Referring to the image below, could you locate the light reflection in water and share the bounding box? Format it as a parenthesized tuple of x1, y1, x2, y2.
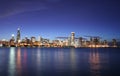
(8, 47, 16, 76)
(36, 48, 41, 75)
(89, 49, 101, 76)
(53, 48, 77, 71)
(89, 48, 110, 76)
(37, 48, 41, 65)
(0, 48, 112, 76)
(16, 48, 21, 76)
(70, 48, 77, 71)
(54, 49, 64, 70)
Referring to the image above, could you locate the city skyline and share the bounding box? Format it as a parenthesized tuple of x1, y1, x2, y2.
(0, 0, 120, 40)
(0, 27, 119, 42)
(0, 29, 118, 48)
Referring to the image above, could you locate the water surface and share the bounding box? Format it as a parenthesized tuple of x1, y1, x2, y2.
(0, 47, 120, 76)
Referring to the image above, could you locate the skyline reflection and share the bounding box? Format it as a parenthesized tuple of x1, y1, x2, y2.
(89, 48, 109, 76)
(36, 48, 41, 75)
(16, 48, 22, 76)
(89, 49, 101, 76)
(0, 48, 119, 76)
(8, 47, 16, 76)
(70, 48, 77, 71)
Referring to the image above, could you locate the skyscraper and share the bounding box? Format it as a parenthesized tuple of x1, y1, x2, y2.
(11, 34, 15, 41)
(16, 28, 21, 43)
(71, 32, 75, 46)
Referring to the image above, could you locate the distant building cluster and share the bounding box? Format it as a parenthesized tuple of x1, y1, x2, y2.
(0, 28, 119, 48)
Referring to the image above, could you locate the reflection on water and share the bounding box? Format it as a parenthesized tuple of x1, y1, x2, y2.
(89, 48, 109, 76)
(0, 47, 119, 76)
(51, 48, 77, 72)
(89, 49, 101, 76)
(16, 48, 21, 76)
(8, 47, 16, 76)
(54, 49, 64, 70)
(36, 48, 41, 75)
(37, 48, 40, 66)
(70, 48, 77, 71)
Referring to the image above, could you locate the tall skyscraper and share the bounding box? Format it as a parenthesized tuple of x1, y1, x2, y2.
(11, 34, 15, 41)
(71, 32, 75, 46)
(16, 28, 21, 43)
(31, 37, 36, 43)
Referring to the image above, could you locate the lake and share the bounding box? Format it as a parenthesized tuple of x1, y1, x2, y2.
(0, 47, 120, 76)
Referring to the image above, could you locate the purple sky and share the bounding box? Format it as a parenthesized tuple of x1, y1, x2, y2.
(0, 0, 120, 41)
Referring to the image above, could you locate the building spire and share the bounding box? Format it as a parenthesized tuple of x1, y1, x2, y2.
(16, 27, 21, 43)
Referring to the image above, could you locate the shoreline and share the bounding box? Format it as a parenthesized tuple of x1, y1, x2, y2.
(0, 46, 119, 48)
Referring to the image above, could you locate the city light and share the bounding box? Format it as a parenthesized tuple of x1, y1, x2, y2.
(0, 28, 119, 48)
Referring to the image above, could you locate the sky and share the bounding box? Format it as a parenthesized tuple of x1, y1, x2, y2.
(0, 0, 120, 41)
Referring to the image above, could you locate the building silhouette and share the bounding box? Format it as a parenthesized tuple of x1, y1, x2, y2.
(71, 32, 75, 46)
(16, 28, 21, 43)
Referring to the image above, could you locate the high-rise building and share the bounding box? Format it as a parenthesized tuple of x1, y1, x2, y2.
(9, 34, 15, 47)
(71, 32, 75, 46)
(38, 36, 42, 42)
(31, 37, 36, 43)
(11, 34, 15, 41)
(16, 28, 21, 43)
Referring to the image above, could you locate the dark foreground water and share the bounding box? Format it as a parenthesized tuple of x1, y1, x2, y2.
(0, 47, 120, 76)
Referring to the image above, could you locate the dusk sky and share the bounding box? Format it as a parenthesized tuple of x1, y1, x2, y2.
(0, 0, 120, 41)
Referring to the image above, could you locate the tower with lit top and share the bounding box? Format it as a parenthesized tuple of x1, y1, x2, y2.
(71, 32, 75, 46)
(16, 28, 21, 43)
(11, 34, 15, 41)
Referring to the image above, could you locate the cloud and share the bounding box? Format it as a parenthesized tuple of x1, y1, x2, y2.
(0, 0, 62, 18)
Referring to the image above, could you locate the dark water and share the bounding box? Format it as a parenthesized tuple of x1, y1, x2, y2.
(0, 47, 120, 76)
